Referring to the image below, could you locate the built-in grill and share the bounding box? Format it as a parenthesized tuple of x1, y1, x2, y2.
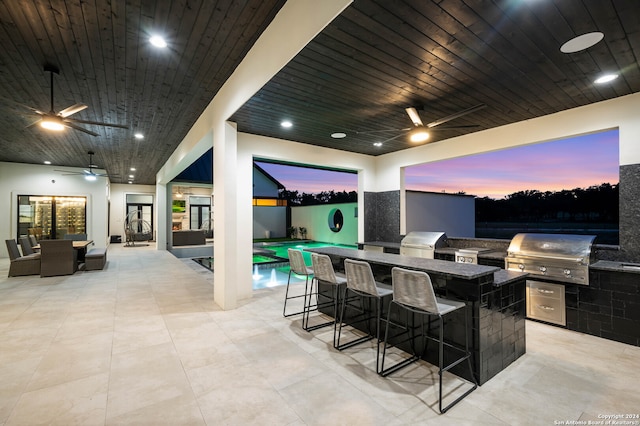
(400, 231, 447, 259)
(505, 233, 596, 285)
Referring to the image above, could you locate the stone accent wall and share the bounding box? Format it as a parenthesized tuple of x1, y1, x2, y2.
(619, 164, 640, 261)
(363, 191, 401, 242)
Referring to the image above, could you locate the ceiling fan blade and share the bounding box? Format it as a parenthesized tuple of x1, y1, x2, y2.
(67, 118, 129, 129)
(55, 169, 84, 175)
(64, 121, 99, 136)
(405, 107, 423, 127)
(59, 103, 87, 117)
(426, 104, 486, 128)
(355, 127, 411, 135)
(379, 131, 410, 145)
(26, 117, 43, 128)
(430, 124, 480, 131)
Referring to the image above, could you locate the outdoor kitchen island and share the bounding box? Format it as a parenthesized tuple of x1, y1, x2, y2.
(306, 247, 528, 385)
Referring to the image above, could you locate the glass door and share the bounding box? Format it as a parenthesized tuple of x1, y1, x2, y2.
(190, 205, 210, 229)
(188, 196, 212, 230)
(126, 203, 154, 234)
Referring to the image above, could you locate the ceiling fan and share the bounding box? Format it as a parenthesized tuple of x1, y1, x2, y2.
(19, 65, 128, 136)
(56, 151, 110, 181)
(356, 104, 486, 144)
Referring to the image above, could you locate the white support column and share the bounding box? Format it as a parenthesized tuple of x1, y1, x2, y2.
(155, 182, 168, 250)
(213, 122, 239, 310)
(157, 0, 353, 310)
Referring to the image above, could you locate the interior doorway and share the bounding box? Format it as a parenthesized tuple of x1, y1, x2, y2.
(126, 204, 153, 233)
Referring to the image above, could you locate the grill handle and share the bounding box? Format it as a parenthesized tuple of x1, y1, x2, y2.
(508, 253, 585, 263)
(537, 305, 555, 311)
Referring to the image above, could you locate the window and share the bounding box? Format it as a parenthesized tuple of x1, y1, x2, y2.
(17, 195, 86, 240)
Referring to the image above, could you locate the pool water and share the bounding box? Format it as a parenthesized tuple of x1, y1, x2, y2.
(192, 240, 357, 290)
(256, 241, 356, 266)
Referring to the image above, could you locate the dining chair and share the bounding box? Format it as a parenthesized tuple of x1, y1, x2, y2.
(5, 239, 40, 277)
(39, 239, 78, 277)
(19, 236, 36, 255)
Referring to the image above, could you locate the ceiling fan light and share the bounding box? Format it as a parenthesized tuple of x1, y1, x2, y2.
(40, 117, 65, 131)
(409, 127, 430, 143)
(85, 174, 97, 181)
(149, 35, 167, 48)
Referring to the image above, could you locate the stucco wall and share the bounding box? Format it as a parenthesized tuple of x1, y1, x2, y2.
(406, 190, 475, 238)
(1, 162, 109, 258)
(109, 183, 156, 241)
(253, 206, 287, 239)
(291, 202, 358, 246)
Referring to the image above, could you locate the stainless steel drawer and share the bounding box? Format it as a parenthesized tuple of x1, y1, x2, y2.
(526, 280, 566, 326)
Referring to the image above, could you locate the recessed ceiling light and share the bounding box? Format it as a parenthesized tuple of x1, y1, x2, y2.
(134, 133, 144, 139)
(130, 167, 136, 171)
(373, 142, 382, 147)
(331, 132, 347, 139)
(560, 32, 604, 53)
(149, 35, 167, 48)
(44, 160, 51, 165)
(129, 174, 135, 179)
(128, 181, 133, 184)
(594, 73, 618, 84)
(281, 121, 292, 128)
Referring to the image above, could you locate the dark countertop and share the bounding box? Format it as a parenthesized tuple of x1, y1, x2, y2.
(358, 241, 507, 261)
(359, 241, 401, 249)
(493, 269, 529, 286)
(590, 260, 640, 274)
(307, 246, 499, 280)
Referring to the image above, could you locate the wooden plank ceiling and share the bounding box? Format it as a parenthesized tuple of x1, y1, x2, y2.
(0, 0, 638, 184)
(0, 0, 286, 184)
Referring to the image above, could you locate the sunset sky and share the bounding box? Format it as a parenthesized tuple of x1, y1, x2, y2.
(256, 129, 619, 199)
(404, 129, 619, 199)
(255, 162, 358, 194)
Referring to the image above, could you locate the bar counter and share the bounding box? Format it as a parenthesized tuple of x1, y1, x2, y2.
(306, 247, 528, 385)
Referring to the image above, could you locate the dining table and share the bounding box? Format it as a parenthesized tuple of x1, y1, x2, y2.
(33, 240, 93, 262)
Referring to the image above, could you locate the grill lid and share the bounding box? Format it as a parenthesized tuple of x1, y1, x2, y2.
(506, 233, 596, 264)
(400, 231, 447, 249)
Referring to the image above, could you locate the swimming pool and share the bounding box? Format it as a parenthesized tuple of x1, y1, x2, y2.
(192, 240, 357, 289)
(255, 240, 357, 266)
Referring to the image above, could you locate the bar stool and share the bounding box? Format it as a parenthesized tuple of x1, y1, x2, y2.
(380, 267, 477, 414)
(283, 248, 314, 318)
(336, 258, 393, 373)
(304, 253, 347, 345)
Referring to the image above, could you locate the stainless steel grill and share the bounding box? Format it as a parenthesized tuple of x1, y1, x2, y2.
(399, 231, 447, 259)
(505, 233, 596, 285)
